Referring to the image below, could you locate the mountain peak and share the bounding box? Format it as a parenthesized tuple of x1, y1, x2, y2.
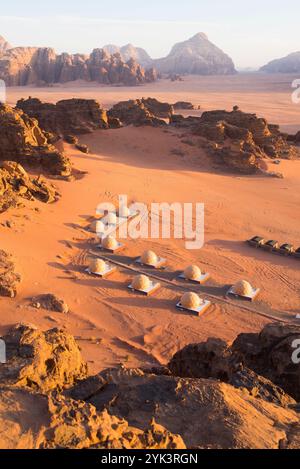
(0, 35, 12, 54)
(189, 32, 209, 41)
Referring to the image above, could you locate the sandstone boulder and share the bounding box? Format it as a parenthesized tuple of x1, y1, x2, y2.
(0, 323, 88, 392)
(173, 101, 196, 110)
(108, 99, 167, 126)
(0, 161, 58, 212)
(31, 294, 69, 314)
(141, 97, 174, 118)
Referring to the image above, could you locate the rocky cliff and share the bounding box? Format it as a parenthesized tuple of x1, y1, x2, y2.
(0, 103, 71, 177)
(0, 47, 157, 86)
(17, 98, 109, 136)
(261, 51, 300, 73)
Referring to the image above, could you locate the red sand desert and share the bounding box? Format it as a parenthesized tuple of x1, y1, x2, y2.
(1, 74, 300, 374)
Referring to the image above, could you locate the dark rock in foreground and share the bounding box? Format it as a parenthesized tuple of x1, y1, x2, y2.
(68, 366, 299, 449)
(0, 322, 300, 448)
(169, 322, 300, 403)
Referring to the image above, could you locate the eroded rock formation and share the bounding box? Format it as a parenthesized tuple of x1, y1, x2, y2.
(68, 366, 300, 449)
(0, 161, 58, 213)
(0, 323, 87, 392)
(0, 104, 71, 177)
(0, 322, 300, 449)
(17, 98, 109, 136)
(171, 107, 299, 173)
(0, 323, 185, 449)
(0, 47, 157, 86)
(169, 322, 300, 403)
(108, 99, 168, 126)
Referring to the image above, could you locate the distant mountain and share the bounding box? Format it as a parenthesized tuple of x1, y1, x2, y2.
(0, 35, 12, 56)
(154, 33, 236, 75)
(260, 52, 300, 73)
(0, 32, 237, 86)
(103, 33, 236, 76)
(103, 43, 153, 68)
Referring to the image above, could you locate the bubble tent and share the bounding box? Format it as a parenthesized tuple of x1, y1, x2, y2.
(179, 264, 210, 284)
(136, 250, 166, 269)
(97, 235, 124, 253)
(227, 280, 260, 301)
(128, 274, 161, 296)
(85, 257, 117, 278)
(176, 291, 211, 316)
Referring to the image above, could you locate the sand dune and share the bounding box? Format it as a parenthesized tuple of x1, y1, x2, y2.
(0, 75, 299, 374)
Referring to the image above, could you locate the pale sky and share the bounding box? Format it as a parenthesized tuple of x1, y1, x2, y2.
(0, 0, 299, 68)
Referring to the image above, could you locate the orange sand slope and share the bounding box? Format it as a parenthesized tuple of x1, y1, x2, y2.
(1, 75, 300, 374)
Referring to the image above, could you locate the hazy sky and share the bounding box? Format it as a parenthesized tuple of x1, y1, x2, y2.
(0, 0, 299, 68)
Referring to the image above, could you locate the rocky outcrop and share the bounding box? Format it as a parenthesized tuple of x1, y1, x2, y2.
(17, 98, 108, 136)
(0, 47, 157, 86)
(31, 294, 69, 314)
(169, 322, 300, 403)
(0, 323, 87, 392)
(1, 322, 300, 449)
(0, 35, 11, 56)
(108, 99, 167, 126)
(140, 97, 174, 118)
(0, 250, 21, 298)
(154, 33, 236, 75)
(231, 322, 300, 402)
(44, 395, 185, 449)
(0, 161, 58, 213)
(0, 386, 185, 449)
(68, 366, 299, 449)
(261, 52, 300, 73)
(171, 107, 299, 173)
(168, 337, 295, 408)
(0, 324, 185, 450)
(0, 104, 71, 177)
(173, 101, 195, 110)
